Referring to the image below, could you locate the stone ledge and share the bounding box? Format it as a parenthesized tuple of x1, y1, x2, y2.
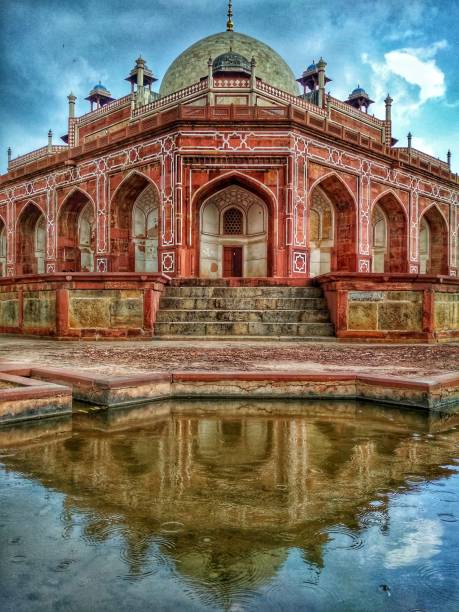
(0, 371, 72, 424)
(0, 364, 458, 415)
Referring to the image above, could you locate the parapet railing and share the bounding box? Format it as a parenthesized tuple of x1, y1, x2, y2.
(8, 145, 68, 170)
(132, 79, 210, 118)
(396, 147, 450, 171)
(256, 80, 326, 116)
(75, 94, 133, 126)
(328, 95, 385, 126)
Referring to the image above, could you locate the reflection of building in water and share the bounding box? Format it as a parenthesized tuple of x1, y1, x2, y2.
(2, 401, 459, 605)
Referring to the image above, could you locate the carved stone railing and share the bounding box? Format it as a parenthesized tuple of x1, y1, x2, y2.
(214, 78, 251, 88)
(256, 81, 326, 115)
(132, 79, 209, 118)
(328, 96, 385, 126)
(8, 145, 68, 170)
(75, 94, 132, 127)
(397, 147, 450, 170)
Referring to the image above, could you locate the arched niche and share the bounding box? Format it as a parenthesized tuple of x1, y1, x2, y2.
(200, 185, 268, 278)
(132, 185, 159, 272)
(309, 174, 357, 275)
(309, 187, 334, 277)
(371, 193, 407, 273)
(419, 206, 448, 275)
(0, 218, 6, 277)
(371, 204, 387, 272)
(110, 173, 160, 272)
(57, 190, 95, 272)
(16, 202, 46, 275)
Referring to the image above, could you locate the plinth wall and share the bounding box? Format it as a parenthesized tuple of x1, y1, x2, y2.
(317, 273, 459, 342)
(0, 274, 168, 338)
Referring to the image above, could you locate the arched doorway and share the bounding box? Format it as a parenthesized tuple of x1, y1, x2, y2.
(110, 173, 160, 272)
(57, 190, 95, 272)
(0, 219, 6, 277)
(309, 175, 357, 276)
(199, 185, 269, 278)
(419, 206, 448, 275)
(371, 193, 407, 273)
(16, 202, 46, 275)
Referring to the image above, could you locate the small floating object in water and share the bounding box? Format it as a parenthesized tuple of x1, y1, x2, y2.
(379, 584, 391, 596)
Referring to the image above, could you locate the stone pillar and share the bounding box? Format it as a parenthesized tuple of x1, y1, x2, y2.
(47, 130, 53, 153)
(250, 56, 257, 106)
(207, 57, 214, 105)
(317, 58, 327, 108)
(384, 94, 393, 145)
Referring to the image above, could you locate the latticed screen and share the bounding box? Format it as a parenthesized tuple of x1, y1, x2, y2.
(223, 208, 243, 234)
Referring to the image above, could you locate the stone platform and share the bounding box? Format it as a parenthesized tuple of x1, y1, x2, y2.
(0, 363, 458, 417)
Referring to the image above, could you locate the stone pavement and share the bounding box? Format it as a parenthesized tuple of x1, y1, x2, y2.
(0, 336, 458, 378)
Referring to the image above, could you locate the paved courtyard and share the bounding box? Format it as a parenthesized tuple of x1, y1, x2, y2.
(0, 336, 458, 378)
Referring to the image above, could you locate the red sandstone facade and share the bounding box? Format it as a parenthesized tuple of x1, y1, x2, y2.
(1, 27, 458, 340)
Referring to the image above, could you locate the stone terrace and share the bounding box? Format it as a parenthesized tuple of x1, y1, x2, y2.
(0, 337, 457, 378)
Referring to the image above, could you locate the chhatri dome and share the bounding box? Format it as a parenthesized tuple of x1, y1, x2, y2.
(160, 1, 299, 96)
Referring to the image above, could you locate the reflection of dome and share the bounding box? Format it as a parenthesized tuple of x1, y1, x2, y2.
(213, 51, 251, 76)
(160, 31, 299, 96)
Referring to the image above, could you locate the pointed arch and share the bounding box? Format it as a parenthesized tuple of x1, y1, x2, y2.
(16, 201, 46, 275)
(57, 187, 96, 272)
(308, 172, 357, 273)
(420, 203, 449, 275)
(371, 191, 408, 273)
(110, 170, 160, 272)
(192, 172, 274, 278)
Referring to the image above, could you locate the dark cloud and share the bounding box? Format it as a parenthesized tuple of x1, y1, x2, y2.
(1, 0, 458, 172)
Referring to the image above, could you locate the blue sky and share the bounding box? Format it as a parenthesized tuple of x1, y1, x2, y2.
(1, 0, 459, 174)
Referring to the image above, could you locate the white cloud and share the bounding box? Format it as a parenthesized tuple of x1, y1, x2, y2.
(385, 47, 445, 103)
(384, 519, 442, 569)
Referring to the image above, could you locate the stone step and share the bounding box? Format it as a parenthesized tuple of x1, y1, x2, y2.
(158, 297, 327, 310)
(155, 335, 337, 342)
(156, 309, 330, 323)
(163, 286, 323, 298)
(154, 321, 334, 337)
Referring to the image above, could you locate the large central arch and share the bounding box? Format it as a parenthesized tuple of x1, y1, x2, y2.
(192, 174, 275, 278)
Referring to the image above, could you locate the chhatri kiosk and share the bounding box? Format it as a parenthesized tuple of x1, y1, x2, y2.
(0, 2, 458, 341)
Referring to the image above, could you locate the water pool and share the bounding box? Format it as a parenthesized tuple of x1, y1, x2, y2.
(1, 399, 458, 611)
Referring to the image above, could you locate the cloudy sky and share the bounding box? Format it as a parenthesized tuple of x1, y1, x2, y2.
(1, 0, 458, 173)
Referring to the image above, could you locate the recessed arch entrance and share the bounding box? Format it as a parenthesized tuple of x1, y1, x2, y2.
(199, 183, 270, 278)
(419, 205, 448, 275)
(371, 193, 408, 273)
(309, 174, 357, 276)
(57, 189, 96, 272)
(0, 217, 6, 277)
(16, 202, 46, 275)
(110, 172, 160, 272)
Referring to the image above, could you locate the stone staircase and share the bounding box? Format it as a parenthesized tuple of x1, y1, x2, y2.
(154, 281, 335, 340)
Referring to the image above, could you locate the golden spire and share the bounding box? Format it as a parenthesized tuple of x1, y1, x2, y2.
(226, 0, 234, 31)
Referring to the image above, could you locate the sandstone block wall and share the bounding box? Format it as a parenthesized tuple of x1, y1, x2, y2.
(347, 291, 422, 332)
(68, 290, 143, 330)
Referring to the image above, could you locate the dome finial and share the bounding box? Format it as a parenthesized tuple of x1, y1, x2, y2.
(226, 0, 234, 31)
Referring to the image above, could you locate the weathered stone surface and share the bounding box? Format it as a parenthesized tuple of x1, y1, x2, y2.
(378, 302, 422, 331)
(386, 291, 421, 302)
(69, 290, 143, 329)
(0, 292, 19, 328)
(70, 298, 110, 328)
(23, 291, 56, 329)
(348, 303, 377, 330)
(435, 292, 459, 331)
